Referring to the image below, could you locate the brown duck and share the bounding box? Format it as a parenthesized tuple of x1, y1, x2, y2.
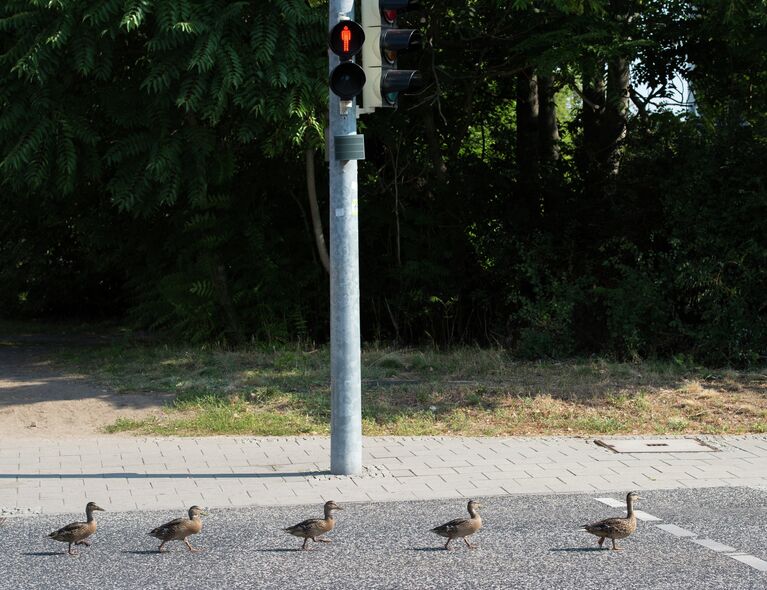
(148, 505, 207, 552)
(283, 500, 343, 550)
(582, 491, 642, 550)
(431, 500, 483, 550)
(48, 501, 105, 555)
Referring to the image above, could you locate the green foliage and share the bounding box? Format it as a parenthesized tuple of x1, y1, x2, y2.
(0, 0, 765, 366)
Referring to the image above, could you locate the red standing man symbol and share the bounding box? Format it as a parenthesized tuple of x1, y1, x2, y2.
(341, 25, 351, 53)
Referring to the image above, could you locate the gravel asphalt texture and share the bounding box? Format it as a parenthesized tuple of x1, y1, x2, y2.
(0, 487, 764, 590)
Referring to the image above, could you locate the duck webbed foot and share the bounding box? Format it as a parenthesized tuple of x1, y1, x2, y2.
(184, 539, 202, 552)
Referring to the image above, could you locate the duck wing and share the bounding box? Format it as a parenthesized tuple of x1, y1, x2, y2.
(149, 517, 190, 540)
(431, 517, 469, 535)
(583, 516, 628, 536)
(284, 518, 326, 537)
(49, 521, 88, 541)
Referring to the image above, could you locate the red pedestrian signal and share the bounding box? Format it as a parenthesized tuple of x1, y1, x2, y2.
(329, 20, 365, 61)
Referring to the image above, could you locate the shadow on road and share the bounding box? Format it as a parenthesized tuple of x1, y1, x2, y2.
(549, 547, 606, 553)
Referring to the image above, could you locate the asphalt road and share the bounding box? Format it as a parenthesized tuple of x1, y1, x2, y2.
(0, 487, 764, 590)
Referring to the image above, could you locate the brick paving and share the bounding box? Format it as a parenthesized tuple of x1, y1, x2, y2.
(1, 434, 766, 514)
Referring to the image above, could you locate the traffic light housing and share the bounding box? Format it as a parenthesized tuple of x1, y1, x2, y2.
(329, 19, 366, 100)
(361, 0, 423, 111)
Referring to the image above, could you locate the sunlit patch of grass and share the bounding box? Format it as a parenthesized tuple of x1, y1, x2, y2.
(47, 339, 767, 437)
(667, 416, 690, 432)
(572, 416, 627, 433)
(104, 417, 157, 433)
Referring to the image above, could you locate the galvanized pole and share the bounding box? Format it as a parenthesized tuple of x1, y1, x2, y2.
(328, 0, 362, 475)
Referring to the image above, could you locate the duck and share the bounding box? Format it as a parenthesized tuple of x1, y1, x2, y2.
(581, 491, 642, 550)
(283, 500, 343, 550)
(48, 501, 105, 555)
(431, 499, 483, 550)
(148, 505, 207, 552)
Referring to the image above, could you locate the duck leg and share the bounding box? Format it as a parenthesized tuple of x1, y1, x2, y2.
(444, 538, 452, 550)
(316, 537, 331, 543)
(76, 539, 92, 547)
(184, 538, 201, 552)
(157, 541, 168, 553)
(67, 542, 78, 556)
(301, 537, 310, 550)
(611, 539, 622, 551)
(597, 537, 606, 549)
(463, 537, 477, 549)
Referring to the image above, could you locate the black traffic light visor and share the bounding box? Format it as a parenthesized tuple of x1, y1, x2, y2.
(380, 29, 422, 53)
(381, 69, 423, 102)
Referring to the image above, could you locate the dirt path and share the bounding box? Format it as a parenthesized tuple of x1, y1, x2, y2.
(0, 335, 171, 437)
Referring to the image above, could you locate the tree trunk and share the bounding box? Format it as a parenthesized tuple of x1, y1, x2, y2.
(581, 59, 606, 195)
(305, 148, 330, 274)
(423, 107, 447, 182)
(516, 69, 540, 188)
(604, 56, 630, 178)
(210, 260, 244, 345)
(537, 74, 560, 163)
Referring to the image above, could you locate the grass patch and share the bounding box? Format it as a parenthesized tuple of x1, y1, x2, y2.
(49, 341, 767, 437)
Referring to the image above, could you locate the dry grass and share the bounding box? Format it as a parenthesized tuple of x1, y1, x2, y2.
(54, 344, 767, 437)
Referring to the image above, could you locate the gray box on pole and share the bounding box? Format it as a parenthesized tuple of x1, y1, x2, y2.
(335, 134, 366, 161)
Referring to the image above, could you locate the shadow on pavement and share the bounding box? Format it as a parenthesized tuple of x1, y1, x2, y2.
(0, 471, 332, 479)
(549, 547, 606, 553)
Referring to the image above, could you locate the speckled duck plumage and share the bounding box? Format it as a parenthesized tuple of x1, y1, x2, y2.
(431, 500, 483, 550)
(582, 491, 642, 550)
(284, 501, 343, 550)
(48, 501, 105, 555)
(148, 505, 207, 552)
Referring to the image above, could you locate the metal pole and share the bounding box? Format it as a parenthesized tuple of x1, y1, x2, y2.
(329, 0, 362, 475)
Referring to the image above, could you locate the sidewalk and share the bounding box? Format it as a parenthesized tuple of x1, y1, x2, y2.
(1, 435, 767, 514)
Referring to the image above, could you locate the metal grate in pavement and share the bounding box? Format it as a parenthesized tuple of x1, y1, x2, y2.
(594, 438, 718, 453)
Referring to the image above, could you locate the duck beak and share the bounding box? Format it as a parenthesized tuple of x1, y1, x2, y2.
(334, 506, 343, 511)
(95, 506, 106, 511)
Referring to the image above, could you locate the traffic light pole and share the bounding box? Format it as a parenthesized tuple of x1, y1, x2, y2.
(328, 0, 362, 475)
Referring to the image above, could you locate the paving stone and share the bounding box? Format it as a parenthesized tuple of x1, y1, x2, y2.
(2, 435, 767, 513)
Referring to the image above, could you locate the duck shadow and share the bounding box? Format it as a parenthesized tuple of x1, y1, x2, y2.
(253, 548, 301, 553)
(122, 550, 162, 555)
(409, 547, 447, 552)
(549, 547, 607, 553)
(21, 551, 64, 556)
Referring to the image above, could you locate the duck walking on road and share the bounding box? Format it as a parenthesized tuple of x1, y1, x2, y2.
(48, 501, 105, 556)
(581, 491, 642, 551)
(431, 500, 483, 550)
(149, 505, 207, 553)
(283, 500, 343, 550)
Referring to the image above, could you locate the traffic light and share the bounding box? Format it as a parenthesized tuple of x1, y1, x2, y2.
(361, 0, 423, 111)
(329, 19, 366, 100)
